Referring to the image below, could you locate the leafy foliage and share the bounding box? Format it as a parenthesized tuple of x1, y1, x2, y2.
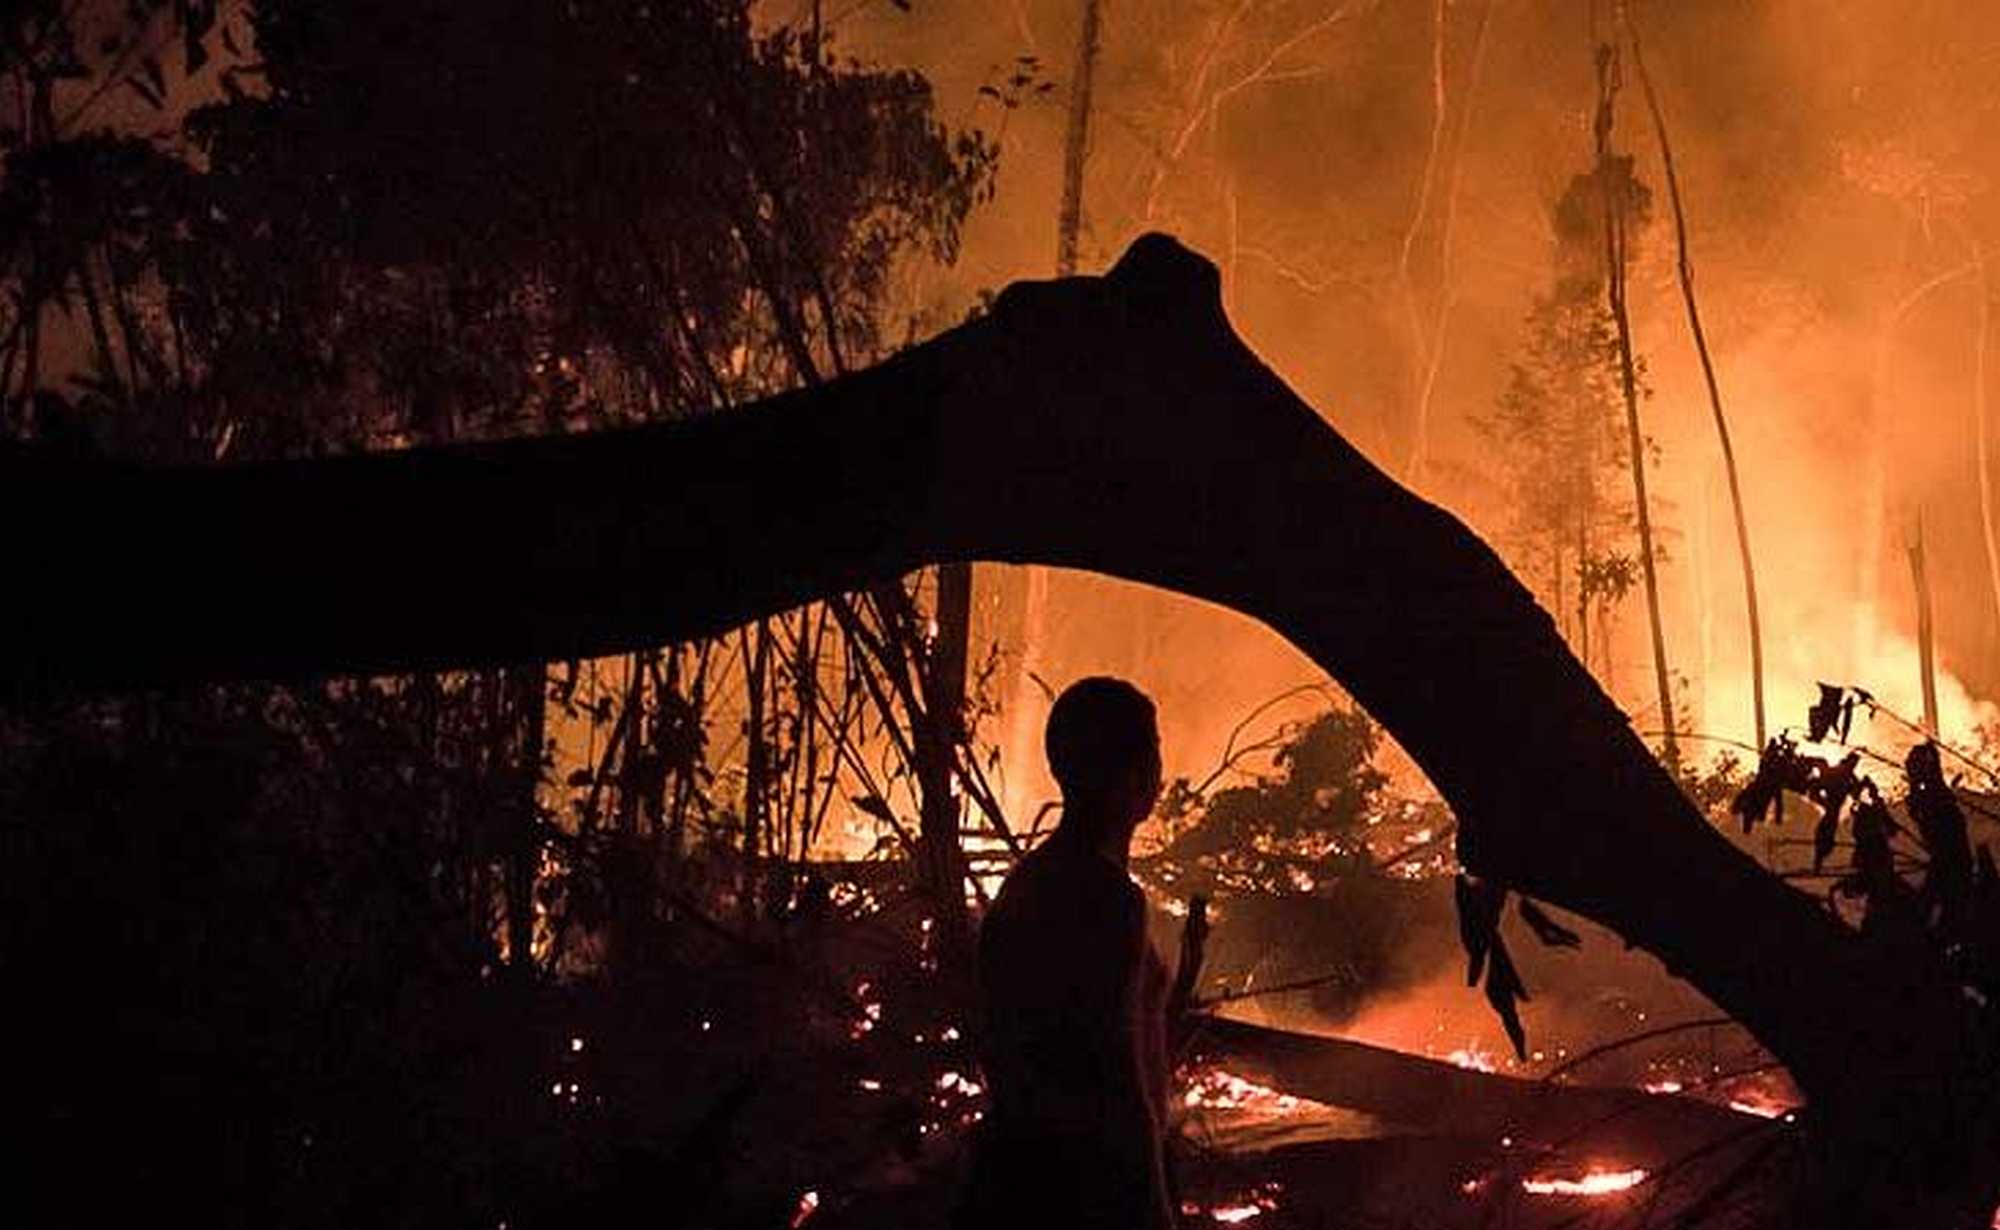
(1732, 685, 2000, 992)
(1473, 159, 1658, 668)
(1147, 703, 1422, 898)
(1, 2, 1002, 1224)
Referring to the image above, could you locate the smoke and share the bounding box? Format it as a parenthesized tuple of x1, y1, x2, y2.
(820, 0, 2000, 800)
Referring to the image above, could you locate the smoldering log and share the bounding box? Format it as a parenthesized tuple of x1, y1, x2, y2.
(1192, 1017, 1746, 1161)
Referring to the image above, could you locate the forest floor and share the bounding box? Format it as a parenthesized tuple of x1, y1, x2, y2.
(806, 1030, 1795, 1230)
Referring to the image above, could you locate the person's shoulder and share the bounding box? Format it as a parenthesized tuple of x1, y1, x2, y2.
(1064, 852, 1146, 923)
(993, 840, 1141, 914)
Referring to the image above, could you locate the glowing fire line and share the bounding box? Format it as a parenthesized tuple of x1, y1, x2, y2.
(1520, 1167, 1648, 1197)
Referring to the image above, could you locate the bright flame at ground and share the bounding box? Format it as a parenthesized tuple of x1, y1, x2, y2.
(1182, 1068, 1319, 1117)
(1446, 1046, 1498, 1073)
(1185, 1182, 1284, 1223)
(1521, 1167, 1648, 1197)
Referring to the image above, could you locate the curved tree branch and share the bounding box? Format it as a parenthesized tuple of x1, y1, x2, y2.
(1, 236, 1983, 1199)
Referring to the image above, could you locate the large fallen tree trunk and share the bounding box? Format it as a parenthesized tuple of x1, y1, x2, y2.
(3, 235, 1990, 1222)
(1194, 1016, 1746, 1165)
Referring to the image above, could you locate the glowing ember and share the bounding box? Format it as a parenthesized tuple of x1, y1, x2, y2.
(1727, 1093, 1794, 1119)
(1643, 1079, 1684, 1094)
(789, 1189, 820, 1228)
(1187, 1183, 1284, 1223)
(1446, 1046, 1498, 1073)
(1521, 1167, 1648, 1197)
(1181, 1068, 1321, 1117)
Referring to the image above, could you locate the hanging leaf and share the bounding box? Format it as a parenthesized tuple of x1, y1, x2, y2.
(1807, 683, 1846, 742)
(1454, 874, 1506, 986)
(1732, 738, 1791, 832)
(1812, 751, 1862, 824)
(1518, 898, 1582, 949)
(1484, 935, 1530, 1061)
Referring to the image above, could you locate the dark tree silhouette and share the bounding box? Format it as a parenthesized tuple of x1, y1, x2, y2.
(7, 235, 1993, 1224)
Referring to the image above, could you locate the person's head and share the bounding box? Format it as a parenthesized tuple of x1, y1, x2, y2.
(1046, 676, 1162, 837)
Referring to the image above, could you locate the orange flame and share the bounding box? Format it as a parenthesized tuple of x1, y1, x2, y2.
(1520, 1167, 1648, 1197)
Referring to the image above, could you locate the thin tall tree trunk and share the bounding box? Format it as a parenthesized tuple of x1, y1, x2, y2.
(1402, 0, 1495, 490)
(615, 651, 648, 833)
(1398, 0, 1448, 483)
(1056, 0, 1103, 279)
(506, 664, 545, 973)
(1594, 47, 1676, 765)
(1975, 245, 2000, 674)
(742, 620, 770, 922)
(1908, 514, 1940, 735)
(1867, 253, 1978, 676)
(1004, 0, 1106, 826)
(1629, 26, 1765, 747)
(919, 563, 972, 911)
(928, 576, 972, 897)
(74, 258, 124, 400)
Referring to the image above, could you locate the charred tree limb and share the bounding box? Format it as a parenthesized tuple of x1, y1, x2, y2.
(2, 235, 1989, 1214)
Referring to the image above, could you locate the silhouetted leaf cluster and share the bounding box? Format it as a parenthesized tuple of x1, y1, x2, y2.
(1729, 688, 2000, 1007)
(1147, 704, 1409, 897)
(1453, 875, 1582, 1061)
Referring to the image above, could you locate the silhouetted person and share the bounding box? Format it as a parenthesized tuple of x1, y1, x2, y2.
(957, 677, 1175, 1229)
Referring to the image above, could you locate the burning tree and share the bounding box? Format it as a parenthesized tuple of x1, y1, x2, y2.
(1475, 154, 1656, 684)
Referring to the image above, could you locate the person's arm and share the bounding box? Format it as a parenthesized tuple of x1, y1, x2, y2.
(1103, 882, 1178, 1229)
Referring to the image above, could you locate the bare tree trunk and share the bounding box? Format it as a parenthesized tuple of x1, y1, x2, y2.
(1594, 46, 1677, 766)
(1628, 26, 1765, 747)
(742, 619, 770, 922)
(918, 563, 972, 917)
(1400, 0, 1494, 490)
(11, 235, 1995, 1223)
(505, 664, 545, 973)
(1976, 246, 2000, 674)
(1397, 0, 1448, 484)
(1908, 514, 1941, 735)
(1055, 0, 1103, 279)
(615, 651, 648, 834)
(1001, 0, 1107, 827)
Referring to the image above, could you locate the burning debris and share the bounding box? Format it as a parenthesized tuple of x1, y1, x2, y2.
(1182, 1067, 1324, 1119)
(1182, 1182, 1285, 1224)
(1519, 1165, 1649, 1197)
